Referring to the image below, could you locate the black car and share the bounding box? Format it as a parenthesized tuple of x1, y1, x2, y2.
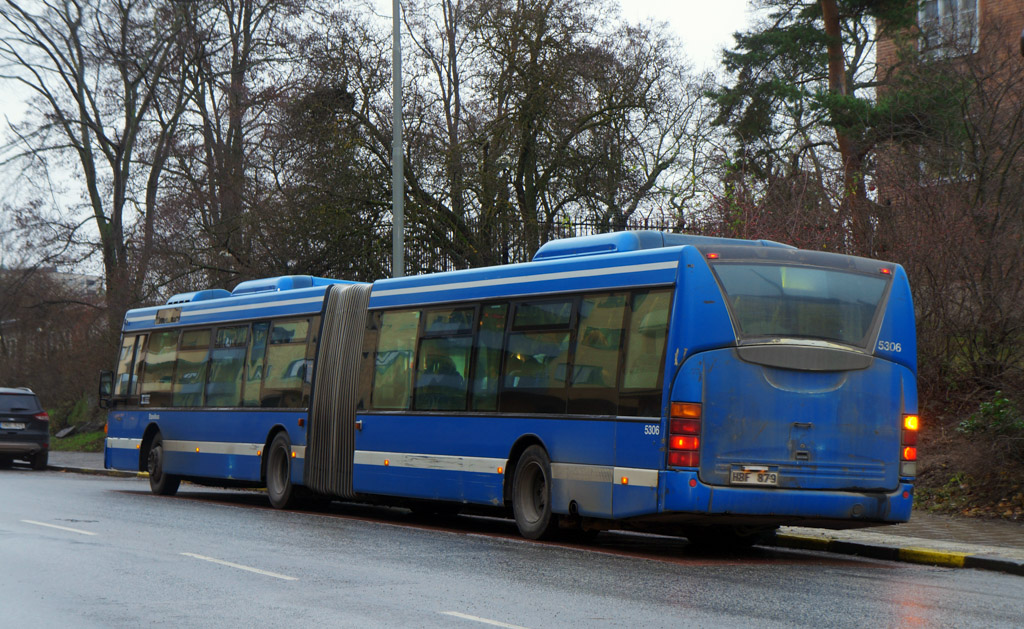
(0, 387, 50, 470)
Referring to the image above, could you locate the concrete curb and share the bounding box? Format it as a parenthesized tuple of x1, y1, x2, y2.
(49, 464, 145, 479)
(773, 533, 1024, 577)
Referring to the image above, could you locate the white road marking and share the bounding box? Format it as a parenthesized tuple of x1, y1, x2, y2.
(22, 520, 97, 536)
(440, 611, 529, 629)
(181, 552, 298, 581)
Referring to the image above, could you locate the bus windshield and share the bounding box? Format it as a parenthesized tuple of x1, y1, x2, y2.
(713, 263, 889, 347)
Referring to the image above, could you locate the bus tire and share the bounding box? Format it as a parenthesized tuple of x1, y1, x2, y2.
(512, 445, 559, 540)
(266, 432, 296, 509)
(147, 434, 180, 496)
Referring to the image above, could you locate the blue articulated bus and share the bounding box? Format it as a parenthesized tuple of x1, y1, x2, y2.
(101, 231, 918, 544)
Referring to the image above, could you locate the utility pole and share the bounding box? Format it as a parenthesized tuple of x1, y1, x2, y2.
(391, 0, 405, 278)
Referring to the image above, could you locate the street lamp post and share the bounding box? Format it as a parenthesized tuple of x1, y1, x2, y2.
(392, 0, 404, 278)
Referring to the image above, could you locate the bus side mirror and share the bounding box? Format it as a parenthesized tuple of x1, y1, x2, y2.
(98, 370, 113, 408)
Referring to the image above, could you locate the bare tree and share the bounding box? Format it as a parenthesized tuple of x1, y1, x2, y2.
(157, 0, 306, 287)
(0, 0, 191, 332)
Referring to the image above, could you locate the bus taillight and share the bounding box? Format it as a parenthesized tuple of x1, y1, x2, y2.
(668, 403, 701, 467)
(901, 414, 919, 476)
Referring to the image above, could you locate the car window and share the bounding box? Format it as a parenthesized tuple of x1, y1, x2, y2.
(0, 393, 42, 412)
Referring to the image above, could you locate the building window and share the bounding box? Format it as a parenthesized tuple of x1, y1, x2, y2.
(919, 0, 979, 56)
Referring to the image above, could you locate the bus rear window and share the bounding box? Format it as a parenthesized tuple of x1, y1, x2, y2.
(713, 263, 888, 347)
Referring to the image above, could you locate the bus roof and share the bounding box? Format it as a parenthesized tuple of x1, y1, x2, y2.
(370, 231, 796, 309)
(123, 276, 362, 332)
(532, 231, 793, 261)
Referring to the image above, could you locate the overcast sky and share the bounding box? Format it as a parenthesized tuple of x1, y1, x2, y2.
(1, 1, 751, 126)
(620, 0, 751, 70)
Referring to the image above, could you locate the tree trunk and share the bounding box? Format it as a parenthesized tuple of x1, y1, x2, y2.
(820, 0, 870, 254)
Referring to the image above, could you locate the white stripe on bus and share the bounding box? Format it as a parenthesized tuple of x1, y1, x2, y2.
(124, 295, 325, 323)
(164, 440, 263, 456)
(106, 437, 143, 450)
(552, 463, 659, 488)
(353, 450, 506, 474)
(371, 260, 678, 298)
(354, 451, 660, 488)
(108, 438, 305, 459)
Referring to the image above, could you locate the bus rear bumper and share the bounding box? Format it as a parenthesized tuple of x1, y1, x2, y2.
(660, 470, 913, 526)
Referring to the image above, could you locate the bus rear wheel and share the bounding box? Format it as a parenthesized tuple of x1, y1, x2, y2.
(266, 432, 296, 509)
(512, 445, 559, 540)
(147, 434, 180, 496)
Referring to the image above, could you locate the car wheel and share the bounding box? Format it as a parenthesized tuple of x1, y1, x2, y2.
(147, 433, 180, 496)
(30, 450, 48, 471)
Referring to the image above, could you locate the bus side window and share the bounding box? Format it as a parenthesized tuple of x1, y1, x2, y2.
(243, 322, 270, 407)
(139, 330, 179, 407)
(413, 308, 474, 411)
(371, 310, 420, 410)
(114, 334, 142, 396)
(620, 290, 672, 417)
(414, 338, 471, 411)
(173, 329, 211, 407)
(569, 293, 626, 415)
(206, 326, 248, 407)
(500, 299, 573, 415)
(303, 316, 320, 408)
(471, 304, 508, 411)
(262, 319, 309, 408)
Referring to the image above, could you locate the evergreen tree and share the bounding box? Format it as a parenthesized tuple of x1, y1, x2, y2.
(711, 0, 916, 254)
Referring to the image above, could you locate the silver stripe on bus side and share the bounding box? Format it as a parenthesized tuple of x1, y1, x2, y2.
(353, 450, 506, 474)
(552, 463, 659, 488)
(613, 467, 659, 488)
(116, 440, 304, 458)
(551, 462, 613, 483)
(353, 453, 660, 489)
(124, 295, 326, 323)
(106, 437, 143, 450)
(371, 261, 679, 298)
(164, 440, 263, 457)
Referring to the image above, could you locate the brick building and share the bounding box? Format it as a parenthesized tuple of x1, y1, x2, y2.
(878, 0, 1024, 72)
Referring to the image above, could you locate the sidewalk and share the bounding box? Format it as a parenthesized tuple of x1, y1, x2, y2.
(46, 451, 1024, 576)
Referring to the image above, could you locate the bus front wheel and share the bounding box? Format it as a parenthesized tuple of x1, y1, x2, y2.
(266, 432, 296, 509)
(512, 445, 559, 540)
(147, 434, 180, 496)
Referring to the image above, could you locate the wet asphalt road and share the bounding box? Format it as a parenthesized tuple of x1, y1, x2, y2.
(1, 469, 1022, 628)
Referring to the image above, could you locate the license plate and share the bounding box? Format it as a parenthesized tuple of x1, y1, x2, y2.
(730, 467, 779, 486)
(1, 422, 26, 430)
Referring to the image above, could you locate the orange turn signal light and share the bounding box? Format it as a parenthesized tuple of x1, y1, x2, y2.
(903, 415, 919, 431)
(671, 402, 701, 419)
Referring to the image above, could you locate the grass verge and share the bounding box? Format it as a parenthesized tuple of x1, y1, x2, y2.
(51, 430, 105, 453)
